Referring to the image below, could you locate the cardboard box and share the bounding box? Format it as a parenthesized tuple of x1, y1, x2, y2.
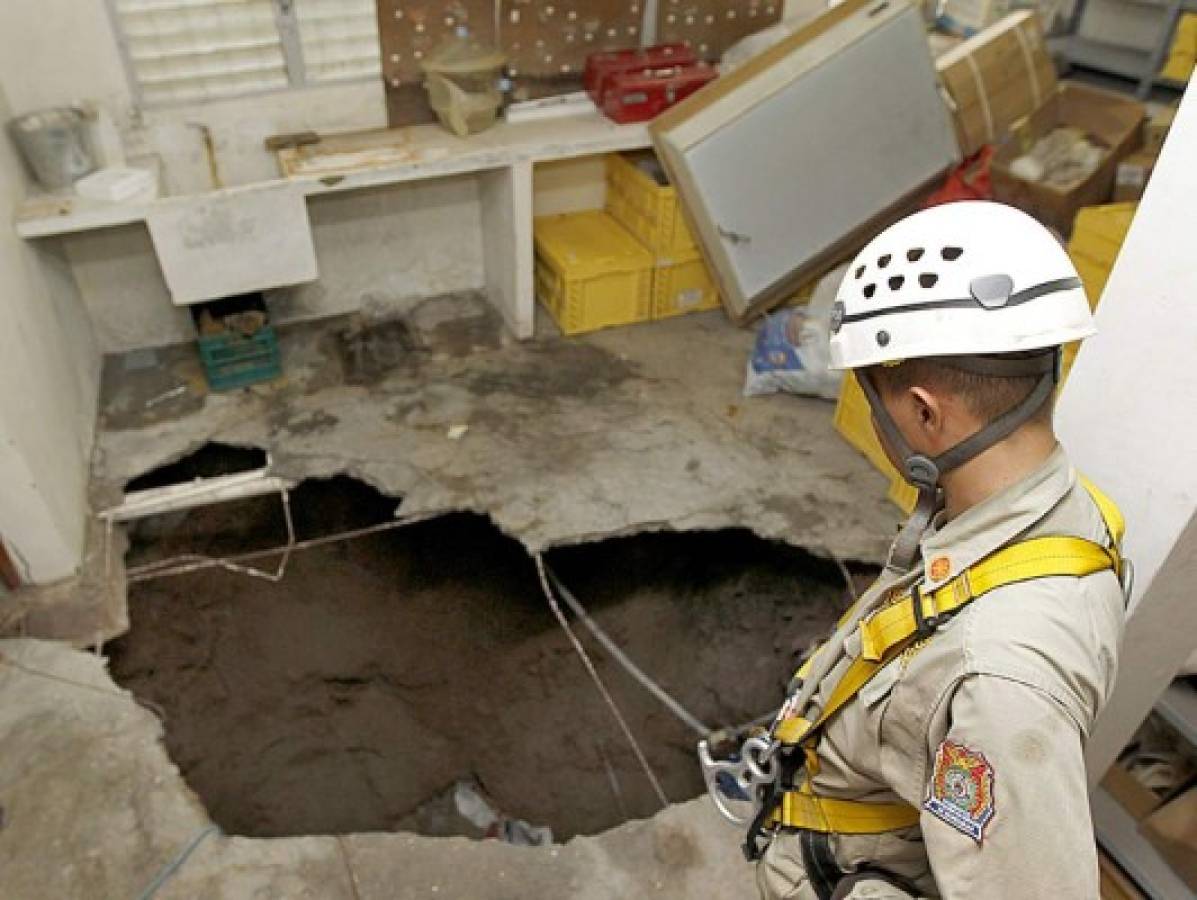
(1142, 787, 1197, 891)
(1101, 762, 1163, 822)
(991, 82, 1145, 236)
(936, 11, 1057, 158)
(1113, 150, 1158, 203)
(1144, 103, 1178, 154)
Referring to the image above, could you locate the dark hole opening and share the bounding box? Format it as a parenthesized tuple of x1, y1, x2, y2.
(125, 442, 269, 494)
(107, 476, 863, 842)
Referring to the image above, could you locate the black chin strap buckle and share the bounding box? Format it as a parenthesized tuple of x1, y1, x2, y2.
(904, 455, 940, 491)
(911, 584, 941, 639)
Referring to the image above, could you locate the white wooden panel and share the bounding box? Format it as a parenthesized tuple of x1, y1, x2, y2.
(147, 183, 317, 304)
(655, 0, 959, 315)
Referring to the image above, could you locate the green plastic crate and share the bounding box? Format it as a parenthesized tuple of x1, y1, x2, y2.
(198, 327, 282, 392)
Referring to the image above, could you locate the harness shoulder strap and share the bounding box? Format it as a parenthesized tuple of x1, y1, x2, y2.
(775, 478, 1126, 747)
(766, 477, 1127, 835)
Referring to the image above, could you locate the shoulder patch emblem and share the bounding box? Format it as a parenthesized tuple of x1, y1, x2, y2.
(929, 556, 951, 581)
(924, 739, 995, 844)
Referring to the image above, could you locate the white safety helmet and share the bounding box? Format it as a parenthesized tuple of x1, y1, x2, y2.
(828, 202, 1096, 573)
(828, 201, 1094, 371)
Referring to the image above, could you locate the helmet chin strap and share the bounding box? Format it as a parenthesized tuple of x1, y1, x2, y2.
(857, 350, 1060, 574)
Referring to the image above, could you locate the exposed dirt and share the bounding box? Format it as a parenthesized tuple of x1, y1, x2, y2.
(108, 477, 853, 840)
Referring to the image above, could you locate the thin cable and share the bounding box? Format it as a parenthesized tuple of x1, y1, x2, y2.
(543, 563, 711, 738)
(334, 836, 364, 900)
(823, 545, 858, 603)
(0, 651, 167, 721)
(125, 513, 440, 584)
(135, 824, 220, 900)
(533, 553, 669, 810)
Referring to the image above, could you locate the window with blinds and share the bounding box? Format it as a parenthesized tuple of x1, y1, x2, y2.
(108, 0, 382, 105)
(295, 0, 381, 83)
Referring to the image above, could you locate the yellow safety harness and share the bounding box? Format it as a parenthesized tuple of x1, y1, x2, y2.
(764, 477, 1125, 835)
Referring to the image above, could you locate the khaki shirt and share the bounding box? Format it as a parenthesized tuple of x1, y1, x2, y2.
(758, 449, 1125, 899)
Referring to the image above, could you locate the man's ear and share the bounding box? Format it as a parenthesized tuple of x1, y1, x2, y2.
(908, 386, 944, 435)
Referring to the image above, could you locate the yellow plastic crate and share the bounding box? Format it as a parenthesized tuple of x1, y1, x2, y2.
(1070, 253, 1112, 309)
(833, 373, 917, 513)
(652, 250, 721, 319)
(1068, 202, 1137, 308)
(605, 151, 698, 256)
(1068, 203, 1137, 267)
(534, 210, 654, 336)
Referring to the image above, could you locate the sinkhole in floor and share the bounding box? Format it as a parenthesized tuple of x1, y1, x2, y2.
(108, 467, 860, 841)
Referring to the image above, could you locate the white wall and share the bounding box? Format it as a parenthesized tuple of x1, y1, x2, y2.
(0, 85, 100, 583)
(1056, 83, 1197, 777)
(59, 175, 487, 353)
(0, 0, 387, 193)
(1, 1, 491, 353)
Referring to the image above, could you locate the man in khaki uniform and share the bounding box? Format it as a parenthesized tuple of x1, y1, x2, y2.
(713, 203, 1128, 899)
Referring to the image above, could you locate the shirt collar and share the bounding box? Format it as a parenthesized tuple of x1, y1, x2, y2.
(918, 446, 1075, 589)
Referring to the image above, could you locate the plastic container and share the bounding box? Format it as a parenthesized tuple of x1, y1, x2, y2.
(605, 151, 697, 256)
(600, 62, 717, 124)
(198, 328, 282, 392)
(833, 373, 917, 512)
(6, 107, 96, 190)
(534, 210, 653, 336)
(1068, 202, 1136, 309)
(1068, 202, 1136, 266)
(652, 251, 720, 319)
(583, 43, 696, 101)
(421, 34, 506, 137)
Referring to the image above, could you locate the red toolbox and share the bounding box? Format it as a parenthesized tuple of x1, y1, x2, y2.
(584, 44, 696, 101)
(600, 63, 717, 124)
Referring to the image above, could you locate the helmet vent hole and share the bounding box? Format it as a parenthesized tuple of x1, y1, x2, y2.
(941, 246, 963, 261)
(863, 284, 876, 299)
(855, 265, 866, 280)
(888, 276, 905, 290)
(919, 273, 938, 288)
(907, 248, 924, 262)
(878, 254, 892, 269)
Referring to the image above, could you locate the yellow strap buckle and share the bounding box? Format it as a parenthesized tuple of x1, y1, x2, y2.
(772, 789, 921, 834)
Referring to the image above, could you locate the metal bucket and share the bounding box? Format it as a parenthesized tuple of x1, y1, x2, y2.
(6, 107, 96, 191)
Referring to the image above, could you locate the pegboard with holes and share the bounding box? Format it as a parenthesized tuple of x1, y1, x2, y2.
(655, 0, 782, 61)
(376, 0, 644, 88)
(501, 0, 644, 80)
(376, 0, 497, 88)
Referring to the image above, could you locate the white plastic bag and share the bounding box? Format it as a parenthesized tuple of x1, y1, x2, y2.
(743, 264, 848, 401)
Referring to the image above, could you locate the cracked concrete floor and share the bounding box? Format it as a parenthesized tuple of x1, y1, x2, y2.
(0, 638, 758, 899)
(20, 294, 896, 644)
(0, 298, 900, 897)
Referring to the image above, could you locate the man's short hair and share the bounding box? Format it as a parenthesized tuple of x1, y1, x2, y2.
(866, 355, 1055, 424)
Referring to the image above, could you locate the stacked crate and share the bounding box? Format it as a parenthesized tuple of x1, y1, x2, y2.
(605, 151, 721, 321)
(533, 210, 654, 336)
(1064, 202, 1137, 377)
(532, 150, 722, 336)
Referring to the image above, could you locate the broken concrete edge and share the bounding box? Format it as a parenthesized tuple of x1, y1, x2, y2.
(0, 638, 756, 899)
(5, 436, 883, 649)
